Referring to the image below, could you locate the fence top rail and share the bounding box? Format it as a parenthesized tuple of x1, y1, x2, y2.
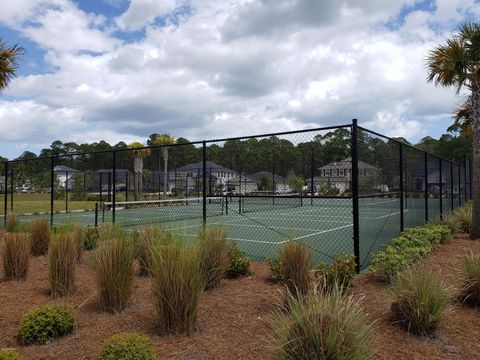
(0, 121, 468, 167)
(357, 125, 464, 167)
(0, 124, 352, 165)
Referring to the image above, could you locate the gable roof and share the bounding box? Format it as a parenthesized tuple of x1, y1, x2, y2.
(319, 158, 377, 170)
(53, 165, 79, 173)
(175, 161, 234, 174)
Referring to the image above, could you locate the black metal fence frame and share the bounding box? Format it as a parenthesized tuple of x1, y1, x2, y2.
(1, 120, 472, 272)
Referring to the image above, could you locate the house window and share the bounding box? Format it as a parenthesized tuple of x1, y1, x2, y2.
(338, 168, 345, 176)
(325, 169, 331, 177)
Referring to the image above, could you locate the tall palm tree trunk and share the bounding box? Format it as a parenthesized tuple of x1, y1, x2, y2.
(471, 85, 480, 238)
(133, 157, 143, 201)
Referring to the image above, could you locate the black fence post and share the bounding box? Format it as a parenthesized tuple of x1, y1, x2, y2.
(399, 143, 404, 232)
(112, 151, 116, 224)
(351, 119, 360, 273)
(65, 171, 69, 214)
(424, 152, 428, 223)
(458, 164, 461, 207)
(470, 158, 473, 201)
(99, 172, 103, 202)
(50, 156, 55, 227)
(450, 162, 454, 211)
(107, 172, 111, 202)
(94, 202, 98, 227)
(439, 158, 443, 219)
(125, 172, 129, 202)
(4, 161, 8, 225)
(202, 141, 207, 225)
(10, 168, 14, 212)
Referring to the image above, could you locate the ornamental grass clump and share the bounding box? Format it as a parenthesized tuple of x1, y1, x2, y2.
(278, 241, 312, 299)
(135, 227, 173, 276)
(95, 237, 135, 313)
(5, 213, 19, 233)
(96, 332, 156, 360)
(150, 241, 203, 335)
(198, 226, 228, 290)
(48, 233, 77, 297)
(55, 223, 84, 262)
(97, 224, 124, 243)
(443, 203, 472, 234)
(459, 253, 480, 308)
(3, 233, 29, 281)
(28, 219, 50, 256)
(389, 266, 449, 336)
(272, 286, 375, 360)
(20, 305, 75, 345)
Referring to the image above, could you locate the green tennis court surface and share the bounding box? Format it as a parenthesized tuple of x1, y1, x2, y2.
(17, 196, 412, 267)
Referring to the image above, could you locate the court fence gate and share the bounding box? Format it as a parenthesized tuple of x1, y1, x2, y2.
(1, 120, 473, 271)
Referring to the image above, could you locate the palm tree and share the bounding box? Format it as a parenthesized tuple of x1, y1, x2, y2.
(153, 134, 176, 197)
(128, 142, 151, 201)
(0, 38, 24, 91)
(426, 22, 480, 237)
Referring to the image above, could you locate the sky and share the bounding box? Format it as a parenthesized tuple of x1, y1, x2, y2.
(0, 0, 478, 160)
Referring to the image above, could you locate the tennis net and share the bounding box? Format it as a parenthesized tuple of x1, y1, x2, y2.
(102, 197, 225, 227)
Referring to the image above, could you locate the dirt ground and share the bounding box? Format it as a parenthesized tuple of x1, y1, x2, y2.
(1, 235, 480, 359)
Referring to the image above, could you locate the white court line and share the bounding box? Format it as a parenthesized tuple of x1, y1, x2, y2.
(292, 224, 354, 241)
(181, 233, 285, 245)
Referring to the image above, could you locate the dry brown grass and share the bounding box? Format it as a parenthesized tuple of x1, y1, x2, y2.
(3, 232, 30, 280)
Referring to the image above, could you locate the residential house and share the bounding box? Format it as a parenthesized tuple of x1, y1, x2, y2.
(54, 165, 80, 190)
(314, 158, 382, 194)
(246, 171, 291, 193)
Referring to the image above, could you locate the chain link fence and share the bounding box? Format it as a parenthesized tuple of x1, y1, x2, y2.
(1, 121, 473, 270)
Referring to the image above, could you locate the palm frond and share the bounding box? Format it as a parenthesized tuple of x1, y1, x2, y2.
(0, 38, 24, 91)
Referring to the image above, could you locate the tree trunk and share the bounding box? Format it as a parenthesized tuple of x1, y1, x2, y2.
(163, 147, 169, 197)
(470, 85, 480, 238)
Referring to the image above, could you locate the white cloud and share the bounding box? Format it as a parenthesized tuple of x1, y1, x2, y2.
(116, 0, 181, 31)
(0, 0, 477, 158)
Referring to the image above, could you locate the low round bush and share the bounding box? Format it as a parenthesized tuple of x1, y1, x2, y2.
(20, 305, 75, 345)
(97, 333, 156, 360)
(226, 241, 251, 278)
(0, 348, 22, 360)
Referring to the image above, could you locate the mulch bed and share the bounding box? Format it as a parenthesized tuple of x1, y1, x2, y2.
(1, 234, 480, 359)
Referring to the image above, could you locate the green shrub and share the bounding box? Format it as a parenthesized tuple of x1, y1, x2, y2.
(267, 257, 283, 282)
(3, 233, 30, 281)
(49, 233, 77, 297)
(0, 348, 22, 360)
(97, 332, 156, 360)
(150, 241, 203, 335)
(198, 226, 228, 290)
(5, 213, 18, 233)
(459, 253, 480, 307)
(370, 246, 410, 282)
(389, 266, 449, 336)
(273, 287, 375, 360)
(226, 241, 251, 278)
(20, 305, 75, 345)
(83, 225, 99, 250)
(28, 219, 51, 256)
(278, 241, 312, 299)
(95, 237, 135, 312)
(369, 224, 451, 282)
(315, 253, 356, 292)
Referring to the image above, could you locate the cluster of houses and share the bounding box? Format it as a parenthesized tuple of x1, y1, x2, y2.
(1, 158, 458, 196)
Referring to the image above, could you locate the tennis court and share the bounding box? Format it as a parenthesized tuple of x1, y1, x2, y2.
(17, 195, 404, 266)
